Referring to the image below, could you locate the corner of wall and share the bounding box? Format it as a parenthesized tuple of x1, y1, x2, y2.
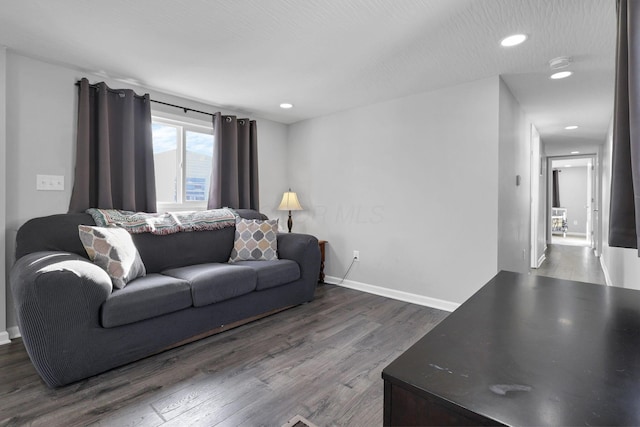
(497, 77, 532, 274)
(1, 45, 9, 343)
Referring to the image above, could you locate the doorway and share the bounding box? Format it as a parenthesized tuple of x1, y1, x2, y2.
(547, 155, 596, 249)
(528, 152, 605, 284)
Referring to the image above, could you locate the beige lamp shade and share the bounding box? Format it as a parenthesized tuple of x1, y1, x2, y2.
(278, 191, 303, 211)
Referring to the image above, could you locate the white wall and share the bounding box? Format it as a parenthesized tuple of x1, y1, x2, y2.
(288, 77, 501, 307)
(556, 166, 589, 236)
(530, 125, 547, 267)
(497, 79, 531, 274)
(595, 145, 604, 256)
(255, 118, 289, 221)
(0, 46, 8, 344)
(3, 52, 289, 333)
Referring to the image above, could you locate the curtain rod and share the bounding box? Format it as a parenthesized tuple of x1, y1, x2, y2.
(74, 80, 215, 117)
(149, 99, 214, 117)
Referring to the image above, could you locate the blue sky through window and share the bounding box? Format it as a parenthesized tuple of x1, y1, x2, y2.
(152, 123, 213, 156)
(152, 123, 177, 153)
(186, 131, 213, 156)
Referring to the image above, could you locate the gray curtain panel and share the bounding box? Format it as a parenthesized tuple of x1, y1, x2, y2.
(207, 112, 259, 210)
(552, 170, 560, 208)
(69, 78, 157, 213)
(609, 0, 640, 251)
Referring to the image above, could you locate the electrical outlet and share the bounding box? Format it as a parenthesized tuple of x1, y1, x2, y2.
(353, 250, 360, 261)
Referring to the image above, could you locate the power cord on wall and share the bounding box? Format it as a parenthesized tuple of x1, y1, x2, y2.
(338, 256, 357, 285)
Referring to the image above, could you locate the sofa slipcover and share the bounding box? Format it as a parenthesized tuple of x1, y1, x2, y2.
(10, 210, 321, 387)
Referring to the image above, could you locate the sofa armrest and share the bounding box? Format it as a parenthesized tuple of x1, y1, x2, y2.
(277, 233, 321, 288)
(10, 251, 112, 386)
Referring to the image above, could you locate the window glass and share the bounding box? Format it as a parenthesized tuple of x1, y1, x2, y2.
(185, 131, 214, 201)
(151, 117, 214, 210)
(152, 123, 178, 203)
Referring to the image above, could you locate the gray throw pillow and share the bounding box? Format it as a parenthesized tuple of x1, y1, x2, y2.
(78, 225, 146, 289)
(229, 218, 278, 262)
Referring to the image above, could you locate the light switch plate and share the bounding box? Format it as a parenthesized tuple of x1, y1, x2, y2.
(36, 174, 64, 191)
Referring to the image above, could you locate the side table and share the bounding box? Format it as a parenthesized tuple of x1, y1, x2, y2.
(318, 240, 327, 283)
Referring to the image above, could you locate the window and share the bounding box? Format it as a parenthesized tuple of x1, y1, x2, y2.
(152, 116, 214, 211)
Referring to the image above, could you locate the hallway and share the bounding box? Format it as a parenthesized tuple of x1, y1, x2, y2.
(531, 244, 606, 285)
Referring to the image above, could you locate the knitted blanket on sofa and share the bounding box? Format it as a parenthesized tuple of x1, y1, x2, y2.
(86, 208, 236, 235)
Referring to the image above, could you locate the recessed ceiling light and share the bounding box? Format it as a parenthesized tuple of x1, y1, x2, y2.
(550, 71, 573, 80)
(279, 103, 293, 109)
(565, 165, 572, 168)
(565, 125, 578, 130)
(501, 34, 528, 47)
(571, 151, 580, 154)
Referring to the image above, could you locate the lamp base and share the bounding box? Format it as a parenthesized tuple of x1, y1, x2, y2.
(287, 211, 293, 233)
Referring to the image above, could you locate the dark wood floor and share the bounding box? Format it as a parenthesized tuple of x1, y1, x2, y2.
(530, 243, 606, 285)
(0, 284, 448, 427)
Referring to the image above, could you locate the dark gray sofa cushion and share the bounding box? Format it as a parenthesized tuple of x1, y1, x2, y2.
(162, 263, 257, 306)
(101, 273, 192, 328)
(232, 260, 300, 290)
(131, 210, 266, 272)
(131, 228, 235, 273)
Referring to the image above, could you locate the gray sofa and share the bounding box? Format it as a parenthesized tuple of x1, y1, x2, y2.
(10, 210, 320, 388)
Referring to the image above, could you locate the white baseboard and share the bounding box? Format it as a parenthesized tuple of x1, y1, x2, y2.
(8, 326, 21, 340)
(536, 253, 546, 268)
(0, 331, 10, 345)
(324, 276, 460, 312)
(600, 257, 613, 287)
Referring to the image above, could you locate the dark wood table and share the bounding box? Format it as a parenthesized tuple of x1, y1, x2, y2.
(382, 271, 640, 426)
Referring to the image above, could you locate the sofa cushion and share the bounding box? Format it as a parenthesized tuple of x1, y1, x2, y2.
(232, 260, 300, 291)
(101, 273, 192, 328)
(78, 225, 146, 289)
(132, 228, 235, 274)
(162, 263, 257, 307)
(229, 218, 279, 262)
(130, 210, 267, 274)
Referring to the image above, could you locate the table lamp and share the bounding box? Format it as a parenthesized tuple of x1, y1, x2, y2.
(278, 189, 303, 233)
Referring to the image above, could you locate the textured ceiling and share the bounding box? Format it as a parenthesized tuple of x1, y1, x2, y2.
(0, 0, 616, 146)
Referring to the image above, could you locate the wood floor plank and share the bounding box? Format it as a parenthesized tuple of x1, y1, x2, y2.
(86, 405, 165, 427)
(0, 284, 448, 427)
(531, 244, 605, 285)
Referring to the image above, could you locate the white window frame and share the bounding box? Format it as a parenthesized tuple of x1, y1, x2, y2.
(152, 112, 214, 212)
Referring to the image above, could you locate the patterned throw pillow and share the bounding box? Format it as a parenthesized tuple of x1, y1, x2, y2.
(78, 225, 146, 289)
(229, 218, 279, 262)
